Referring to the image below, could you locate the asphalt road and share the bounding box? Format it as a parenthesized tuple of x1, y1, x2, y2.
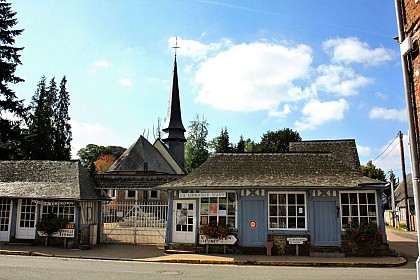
(0, 255, 415, 280)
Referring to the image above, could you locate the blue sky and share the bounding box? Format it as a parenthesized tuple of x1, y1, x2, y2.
(8, 0, 410, 179)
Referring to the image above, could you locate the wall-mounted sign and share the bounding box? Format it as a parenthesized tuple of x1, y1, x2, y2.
(199, 235, 237, 245)
(31, 200, 74, 206)
(179, 192, 226, 198)
(287, 237, 307, 244)
(249, 220, 257, 228)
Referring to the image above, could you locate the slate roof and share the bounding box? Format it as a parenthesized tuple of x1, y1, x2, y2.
(107, 135, 176, 174)
(0, 160, 100, 200)
(94, 174, 184, 190)
(395, 173, 414, 207)
(159, 140, 385, 190)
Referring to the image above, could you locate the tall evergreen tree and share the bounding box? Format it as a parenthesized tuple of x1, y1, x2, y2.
(0, 0, 26, 159)
(236, 135, 245, 153)
(212, 127, 232, 153)
(53, 76, 72, 160)
(257, 128, 301, 152)
(27, 76, 56, 159)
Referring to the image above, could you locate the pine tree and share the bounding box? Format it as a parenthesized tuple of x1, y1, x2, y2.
(27, 76, 56, 159)
(53, 76, 72, 160)
(0, 1, 26, 159)
(212, 127, 232, 153)
(236, 135, 245, 153)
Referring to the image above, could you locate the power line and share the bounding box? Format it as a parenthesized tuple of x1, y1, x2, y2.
(371, 134, 399, 163)
(373, 140, 399, 165)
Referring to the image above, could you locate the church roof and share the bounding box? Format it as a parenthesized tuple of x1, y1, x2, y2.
(0, 160, 100, 200)
(158, 140, 385, 190)
(106, 135, 177, 174)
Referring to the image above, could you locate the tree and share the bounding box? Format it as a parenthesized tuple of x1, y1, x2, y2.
(361, 160, 386, 181)
(26, 76, 56, 159)
(77, 144, 126, 174)
(236, 135, 245, 153)
(53, 76, 72, 160)
(0, 0, 26, 159)
(257, 128, 301, 152)
(211, 127, 232, 153)
(185, 114, 210, 173)
(244, 138, 258, 152)
(95, 154, 116, 173)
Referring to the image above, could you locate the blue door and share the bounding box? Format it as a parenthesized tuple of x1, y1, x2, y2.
(241, 199, 266, 246)
(313, 200, 339, 246)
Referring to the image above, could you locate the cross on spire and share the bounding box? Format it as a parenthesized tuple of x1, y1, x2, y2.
(172, 37, 180, 56)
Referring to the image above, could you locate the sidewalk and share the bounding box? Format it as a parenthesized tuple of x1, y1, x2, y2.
(0, 242, 406, 267)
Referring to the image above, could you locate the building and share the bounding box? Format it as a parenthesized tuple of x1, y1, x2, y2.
(159, 140, 388, 256)
(0, 160, 102, 246)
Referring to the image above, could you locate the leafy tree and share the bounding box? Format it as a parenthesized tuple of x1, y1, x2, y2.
(211, 127, 232, 153)
(53, 76, 72, 160)
(361, 160, 386, 181)
(95, 154, 116, 173)
(0, 0, 26, 159)
(244, 138, 258, 152)
(77, 144, 126, 174)
(185, 114, 210, 173)
(257, 128, 301, 152)
(102, 145, 126, 159)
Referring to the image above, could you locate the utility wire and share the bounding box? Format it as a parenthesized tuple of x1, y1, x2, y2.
(373, 140, 400, 165)
(371, 134, 399, 163)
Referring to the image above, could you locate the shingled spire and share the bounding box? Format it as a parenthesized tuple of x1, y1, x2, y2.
(162, 54, 186, 169)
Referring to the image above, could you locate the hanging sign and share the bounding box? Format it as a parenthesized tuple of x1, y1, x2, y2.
(249, 220, 257, 228)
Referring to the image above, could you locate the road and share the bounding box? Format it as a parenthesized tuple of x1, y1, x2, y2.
(387, 228, 418, 269)
(0, 255, 415, 280)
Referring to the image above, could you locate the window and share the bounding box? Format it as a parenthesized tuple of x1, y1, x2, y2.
(199, 192, 236, 228)
(41, 201, 75, 223)
(109, 189, 116, 199)
(340, 191, 377, 228)
(125, 190, 137, 200)
(268, 192, 306, 229)
(148, 190, 160, 200)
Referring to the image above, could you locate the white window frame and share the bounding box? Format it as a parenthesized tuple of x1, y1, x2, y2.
(339, 190, 378, 230)
(109, 189, 117, 199)
(40, 201, 76, 223)
(125, 190, 137, 200)
(198, 191, 237, 229)
(268, 191, 307, 230)
(148, 190, 160, 200)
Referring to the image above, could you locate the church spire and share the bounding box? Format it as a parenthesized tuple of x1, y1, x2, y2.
(162, 44, 186, 168)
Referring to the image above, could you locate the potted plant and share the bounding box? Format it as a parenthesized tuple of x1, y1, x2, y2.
(345, 220, 382, 255)
(37, 213, 68, 246)
(199, 223, 233, 240)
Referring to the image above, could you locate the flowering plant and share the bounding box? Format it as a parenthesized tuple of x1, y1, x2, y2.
(345, 220, 381, 244)
(199, 223, 233, 239)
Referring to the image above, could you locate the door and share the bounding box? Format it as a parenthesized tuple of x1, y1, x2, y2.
(313, 200, 339, 246)
(16, 199, 37, 240)
(172, 200, 196, 243)
(241, 199, 266, 246)
(0, 198, 12, 242)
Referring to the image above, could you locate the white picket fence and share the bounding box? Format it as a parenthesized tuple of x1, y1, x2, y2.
(101, 201, 168, 245)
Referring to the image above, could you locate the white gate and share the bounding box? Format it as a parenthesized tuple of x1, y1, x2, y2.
(101, 202, 168, 245)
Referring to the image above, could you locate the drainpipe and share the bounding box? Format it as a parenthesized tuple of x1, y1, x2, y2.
(394, 1, 420, 279)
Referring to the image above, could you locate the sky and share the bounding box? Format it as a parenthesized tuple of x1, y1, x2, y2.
(7, 0, 411, 180)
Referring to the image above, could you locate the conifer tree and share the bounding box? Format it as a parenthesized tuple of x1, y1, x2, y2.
(0, 0, 26, 159)
(53, 76, 72, 160)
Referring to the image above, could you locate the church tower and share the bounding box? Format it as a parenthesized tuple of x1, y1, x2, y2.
(162, 54, 186, 169)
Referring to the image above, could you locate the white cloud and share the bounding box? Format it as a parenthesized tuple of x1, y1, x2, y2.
(193, 42, 313, 112)
(295, 98, 349, 130)
(119, 78, 133, 87)
(368, 107, 407, 122)
(357, 145, 372, 157)
(323, 37, 393, 66)
(168, 37, 232, 60)
(268, 104, 291, 119)
(372, 135, 410, 175)
(315, 64, 373, 96)
(375, 91, 388, 100)
(90, 60, 112, 73)
(70, 120, 127, 158)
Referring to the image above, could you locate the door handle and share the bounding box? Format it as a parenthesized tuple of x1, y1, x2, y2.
(336, 206, 340, 219)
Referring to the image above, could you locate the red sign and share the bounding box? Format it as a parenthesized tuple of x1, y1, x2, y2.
(249, 220, 257, 228)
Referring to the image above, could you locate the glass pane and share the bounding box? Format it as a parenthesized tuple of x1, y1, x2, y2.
(288, 206, 296, 216)
(219, 197, 227, 204)
(187, 225, 193, 232)
(279, 206, 286, 216)
(201, 198, 209, 203)
(210, 197, 217, 203)
(270, 217, 278, 228)
(359, 193, 367, 204)
(219, 204, 227, 211)
(182, 225, 187, 231)
(209, 216, 217, 224)
(269, 206, 277, 216)
(350, 193, 357, 204)
(279, 194, 286, 204)
(367, 193, 376, 204)
(359, 205, 367, 216)
(288, 194, 296, 204)
(288, 217, 296, 228)
(342, 217, 349, 228)
(219, 216, 227, 225)
(297, 206, 305, 216)
(187, 217, 193, 224)
(351, 205, 359, 216)
(227, 217, 235, 227)
(269, 194, 277, 204)
(228, 193, 236, 202)
(297, 218, 305, 228)
(279, 217, 286, 228)
(368, 205, 376, 216)
(342, 205, 349, 216)
(341, 193, 349, 204)
(297, 194, 305, 204)
(360, 217, 368, 225)
(188, 203, 194, 210)
(228, 204, 235, 215)
(176, 224, 181, 231)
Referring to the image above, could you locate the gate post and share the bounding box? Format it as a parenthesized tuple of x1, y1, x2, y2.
(134, 202, 138, 244)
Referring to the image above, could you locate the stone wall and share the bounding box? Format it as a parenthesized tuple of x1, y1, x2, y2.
(267, 234, 311, 256)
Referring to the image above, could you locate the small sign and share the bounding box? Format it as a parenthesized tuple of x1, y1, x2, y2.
(249, 220, 257, 228)
(287, 237, 307, 244)
(199, 235, 237, 245)
(179, 192, 226, 198)
(37, 229, 75, 238)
